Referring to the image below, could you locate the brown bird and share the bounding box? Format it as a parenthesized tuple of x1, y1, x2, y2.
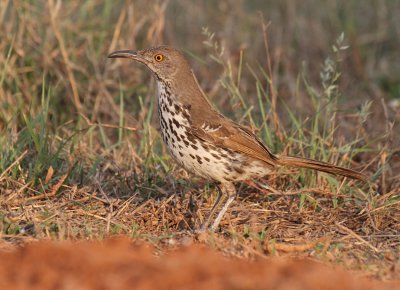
(108, 46, 367, 231)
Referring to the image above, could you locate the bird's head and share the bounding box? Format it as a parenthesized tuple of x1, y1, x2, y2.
(108, 46, 189, 81)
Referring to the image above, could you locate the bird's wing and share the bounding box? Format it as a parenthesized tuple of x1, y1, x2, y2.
(188, 118, 277, 168)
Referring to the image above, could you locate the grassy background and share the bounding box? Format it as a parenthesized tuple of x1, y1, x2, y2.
(0, 0, 399, 280)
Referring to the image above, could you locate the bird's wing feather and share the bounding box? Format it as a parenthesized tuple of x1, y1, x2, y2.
(188, 119, 277, 168)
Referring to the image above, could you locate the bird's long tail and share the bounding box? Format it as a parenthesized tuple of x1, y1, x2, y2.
(275, 155, 368, 182)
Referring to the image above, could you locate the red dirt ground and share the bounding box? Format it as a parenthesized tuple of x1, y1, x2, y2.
(0, 237, 397, 290)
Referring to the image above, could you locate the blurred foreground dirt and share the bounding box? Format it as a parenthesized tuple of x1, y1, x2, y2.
(0, 237, 397, 290)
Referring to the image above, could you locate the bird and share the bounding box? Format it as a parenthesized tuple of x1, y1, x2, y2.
(108, 46, 367, 231)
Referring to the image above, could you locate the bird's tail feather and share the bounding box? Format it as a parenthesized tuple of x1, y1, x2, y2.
(275, 155, 368, 182)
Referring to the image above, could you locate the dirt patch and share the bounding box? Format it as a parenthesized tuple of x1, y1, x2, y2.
(0, 237, 397, 290)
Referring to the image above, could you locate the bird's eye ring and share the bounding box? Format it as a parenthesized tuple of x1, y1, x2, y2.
(154, 54, 164, 62)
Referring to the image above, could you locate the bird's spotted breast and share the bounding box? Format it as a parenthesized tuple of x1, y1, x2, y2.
(157, 81, 270, 183)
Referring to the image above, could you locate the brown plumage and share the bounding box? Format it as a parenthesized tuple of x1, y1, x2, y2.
(108, 46, 367, 231)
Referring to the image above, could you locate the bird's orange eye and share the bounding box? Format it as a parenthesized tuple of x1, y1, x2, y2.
(154, 54, 164, 62)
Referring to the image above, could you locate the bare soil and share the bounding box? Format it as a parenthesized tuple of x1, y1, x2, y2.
(0, 237, 397, 290)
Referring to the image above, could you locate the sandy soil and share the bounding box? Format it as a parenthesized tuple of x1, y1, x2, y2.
(0, 237, 397, 290)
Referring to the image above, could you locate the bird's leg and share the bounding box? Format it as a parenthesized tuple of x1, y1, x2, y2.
(199, 184, 224, 232)
(199, 183, 236, 232)
(209, 183, 236, 231)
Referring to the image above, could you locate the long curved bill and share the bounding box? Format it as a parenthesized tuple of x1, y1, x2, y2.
(108, 50, 146, 63)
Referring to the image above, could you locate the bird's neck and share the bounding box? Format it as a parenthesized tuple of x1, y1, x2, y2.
(156, 70, 216, 123)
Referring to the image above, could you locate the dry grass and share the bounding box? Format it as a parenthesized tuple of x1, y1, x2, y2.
(0, 0, 399, 281)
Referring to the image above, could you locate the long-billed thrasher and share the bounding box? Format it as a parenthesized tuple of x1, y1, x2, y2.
(108, 46, 367, 231)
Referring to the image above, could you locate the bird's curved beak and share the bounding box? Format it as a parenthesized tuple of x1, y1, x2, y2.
(108, 50, 147, 63)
